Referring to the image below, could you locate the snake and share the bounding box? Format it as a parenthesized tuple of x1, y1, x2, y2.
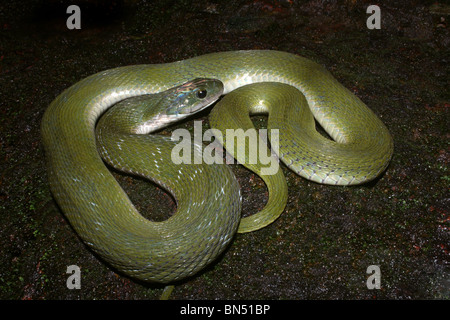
(41, 50, 394, 284)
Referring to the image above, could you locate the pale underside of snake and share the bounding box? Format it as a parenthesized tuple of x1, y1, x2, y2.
(41, 50, 393, 284)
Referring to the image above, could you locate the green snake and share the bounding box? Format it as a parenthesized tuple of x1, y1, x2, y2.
(41, 50, 393, 284)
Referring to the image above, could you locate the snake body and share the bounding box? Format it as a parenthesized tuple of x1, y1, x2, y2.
(41, 50, 393, 283)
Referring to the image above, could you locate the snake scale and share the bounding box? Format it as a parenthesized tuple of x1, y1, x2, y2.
(41, 50, 393, 284)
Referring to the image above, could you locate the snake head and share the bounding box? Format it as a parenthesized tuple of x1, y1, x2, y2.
(104, 78, 224, 135)
(165, 78, 224, 116)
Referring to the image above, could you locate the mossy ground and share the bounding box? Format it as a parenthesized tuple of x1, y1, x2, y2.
(0, 0, 448, 299)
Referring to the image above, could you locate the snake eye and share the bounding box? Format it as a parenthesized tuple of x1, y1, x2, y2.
(196, 90, 207, 99)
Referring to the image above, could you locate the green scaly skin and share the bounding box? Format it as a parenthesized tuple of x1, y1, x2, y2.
(41, 50, 393, 284)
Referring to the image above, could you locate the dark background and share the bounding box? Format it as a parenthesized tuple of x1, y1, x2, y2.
(0, 0, 448, 299)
